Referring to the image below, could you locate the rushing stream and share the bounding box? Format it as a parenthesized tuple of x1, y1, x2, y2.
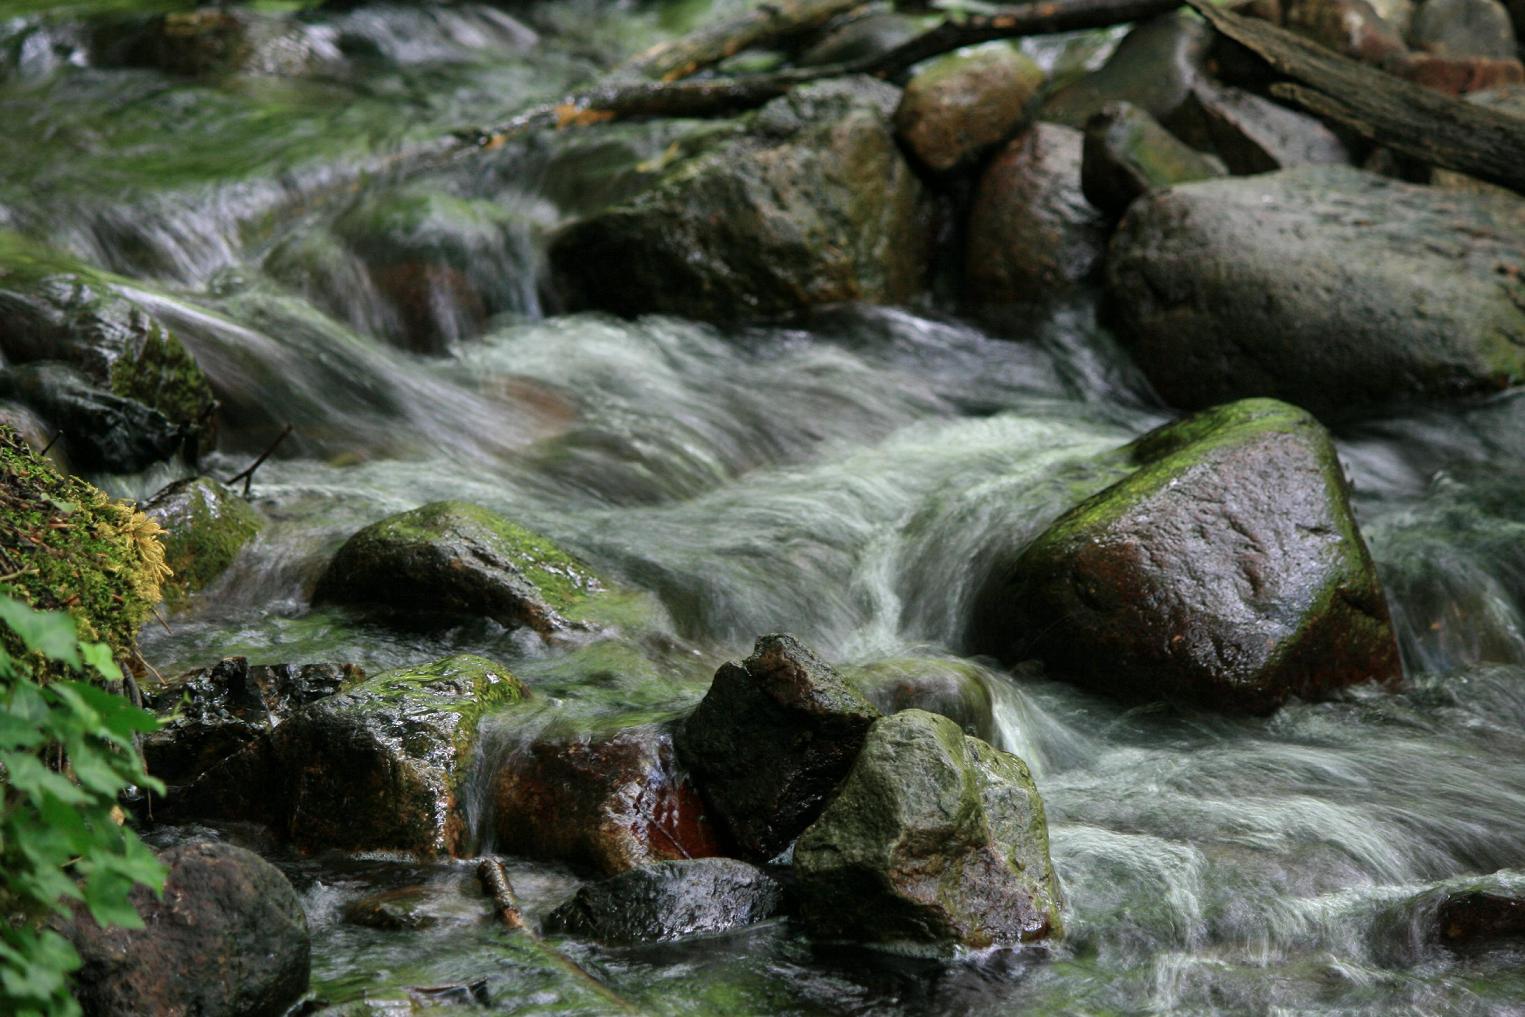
(7, 1, 1525, 1013)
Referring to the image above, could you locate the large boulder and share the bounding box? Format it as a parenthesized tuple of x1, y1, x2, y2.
(965, 123, 1111, 302)
(893, 43, 1045, 175)
(1105, 166, 1525, 416)
(1081, 102, 1226, 217)
(313, 500, 605, 639)
(676, 634, 881, 861)
(0, 269, 216, 471)
(970, 399, 1401, 714)
(794, 710, 1063, 951)
(543, 858, 783, 944)
(1040, 14, 1212, 127)
(550, 77, 930, 321)
(143, 476, 262, 608)
(63, 839, 310, 1017)
(491, 718, 726, 875)
(1409, 0, 1518, 58)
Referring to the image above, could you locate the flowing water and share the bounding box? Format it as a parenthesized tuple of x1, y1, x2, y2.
(7, 2, 1525, 1014)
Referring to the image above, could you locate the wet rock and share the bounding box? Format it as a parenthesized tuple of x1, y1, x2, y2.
(797, 12, 922, 67)
(342, 887, 441, 931)
(1436, 889, 1525, 951)
(62, 839, 310, 1017)
(543, 858, 783, 943)
(1410, 0, 1518, 58)
(0, 271, 215, 470)
(965, 123, 1110, 301)
(492, 719, 726, 875)
(143, 476, 262, 608)
(273, 655, 525, 855)
(1283, 0, 1409, 63)
(794, 710, 1063, 951)
(841, 656, 996, 741)
(1370, 0, 1419, 34)
(1168, 82, 1351, 174)
(894, 44, 1045, 174)
(1105, 166, 1525, 415)
(1081, 102, 1225, 217)
(969, 399, 1401, 714)
(1040, 14, 1211, 128)
(143, 657, 362, 789)
(1391, 51, 1525, 92)
(107, 7, 334, 78)
(313, 500, 604, 639)
(1512, 0, 1525, 37)
(267, 187, 539, 354)
(676, 634, 881, 861)
(550, 77, 930, 321)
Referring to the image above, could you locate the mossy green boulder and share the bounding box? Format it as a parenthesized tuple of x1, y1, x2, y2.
(1105, 166, 1525, 416)
(676, 634, 881, 861)
(794, 709, 1063, 952)
(313, 500, 604, 639)
(550, 77, 930, 322)
(143, 476, 262, 608)
(970, 399, 1402, 714)
(0, 265, 216, 471)
(0, 425, 168, 667)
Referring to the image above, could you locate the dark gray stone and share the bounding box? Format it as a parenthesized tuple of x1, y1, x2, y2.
(544, 858, 783, 943)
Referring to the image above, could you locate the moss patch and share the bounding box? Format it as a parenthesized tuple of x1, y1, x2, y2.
(145, 476, 262, 608)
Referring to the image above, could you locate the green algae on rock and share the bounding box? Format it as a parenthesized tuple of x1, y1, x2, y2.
(313, 500, 605, 638)
(143, 475, 262, 608)
(0, 424, 169, 667)
(794, 709, 1063, 952)
(549, 77, 931, 322)
(970, 399, 1401, 714)
(1105, 166, 1525, 416)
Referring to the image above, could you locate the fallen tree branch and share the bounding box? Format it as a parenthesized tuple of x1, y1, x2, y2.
(223, 422, 292, 498)
(461, 0, 1185, 149)
(1185, 0, 1525, 193)
(476, 856, 527, 931)
(622, 0, 869, 81)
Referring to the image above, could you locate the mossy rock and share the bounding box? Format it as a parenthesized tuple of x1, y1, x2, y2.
(969, 399, 1402, 713)
(143, 476, 262, 608)
(794, 709, 1063, 952)
(313, 500, 605, 639)
(0, 425, 168, 668)
(841, 656, 997, 742)
(1080, 101, 1225, 217)
(272, 654, 527, 856)
(0, 252, 216, 470)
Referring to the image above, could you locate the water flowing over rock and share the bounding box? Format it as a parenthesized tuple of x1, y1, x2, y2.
(965, 123, 1110, 302)
(491, 719, 726, 875)
(543, 858, 783, 944)
(549, 77, 931, 321)
(1105, 166, 1525, 416)
(794, 709, 1063, 952)
(313, 500, 604, 638)
(894, 44, 1045, 175)
(62, 839, 310, 1017)
(676, 633, 881, 861)
(1081, 102, 1225, 217)
(143, 475, 262, 608)
(0, 268, 215, 470)
(841, 656, 997, 742)
(971, 399, 1400, 713)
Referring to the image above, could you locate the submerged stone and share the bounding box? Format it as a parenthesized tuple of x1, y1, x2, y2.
(492, 718, 725, 875)
(143, 475, 262, 608)
(1106, 166, 1525, 416)
(550, 77, 930, 321)
(313, 500, 604, 638)
(676, 634, 881, 861)
(970, 399, 1401, 714)
(1081, 101, 1225, 216)
(544, 858, 783, 944)
(62, 839, 310, 1017)
(794, 710, 1063, 951)
(894, 44, 1045, 174)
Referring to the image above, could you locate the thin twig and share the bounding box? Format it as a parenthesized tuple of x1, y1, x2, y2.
(224, 423, 293, 498)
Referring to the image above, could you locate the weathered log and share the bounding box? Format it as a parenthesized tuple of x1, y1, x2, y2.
(1185, 0, 1525, 194)
(461, 0, 1187, 149)
(622, 0, 868, 82)
(476, 857, 526, 931)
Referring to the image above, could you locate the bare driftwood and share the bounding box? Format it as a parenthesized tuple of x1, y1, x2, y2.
(1186, 0, 1525, 194)
(461, 0, 1185, 149)
(622, 0, 868, 81)
(476, 856, 527, 931)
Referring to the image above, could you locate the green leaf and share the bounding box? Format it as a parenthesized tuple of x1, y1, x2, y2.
(0, 600, 81, 667)
(76, 642, 121, 683)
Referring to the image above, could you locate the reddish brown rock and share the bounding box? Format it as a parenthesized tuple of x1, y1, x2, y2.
(965, 123, 1110, 302)
(1284, 0, 1409, 63)
(492, 720, 726, 875)
(1391, 51, 1525, 93)
(894, 43, 1045, 174)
